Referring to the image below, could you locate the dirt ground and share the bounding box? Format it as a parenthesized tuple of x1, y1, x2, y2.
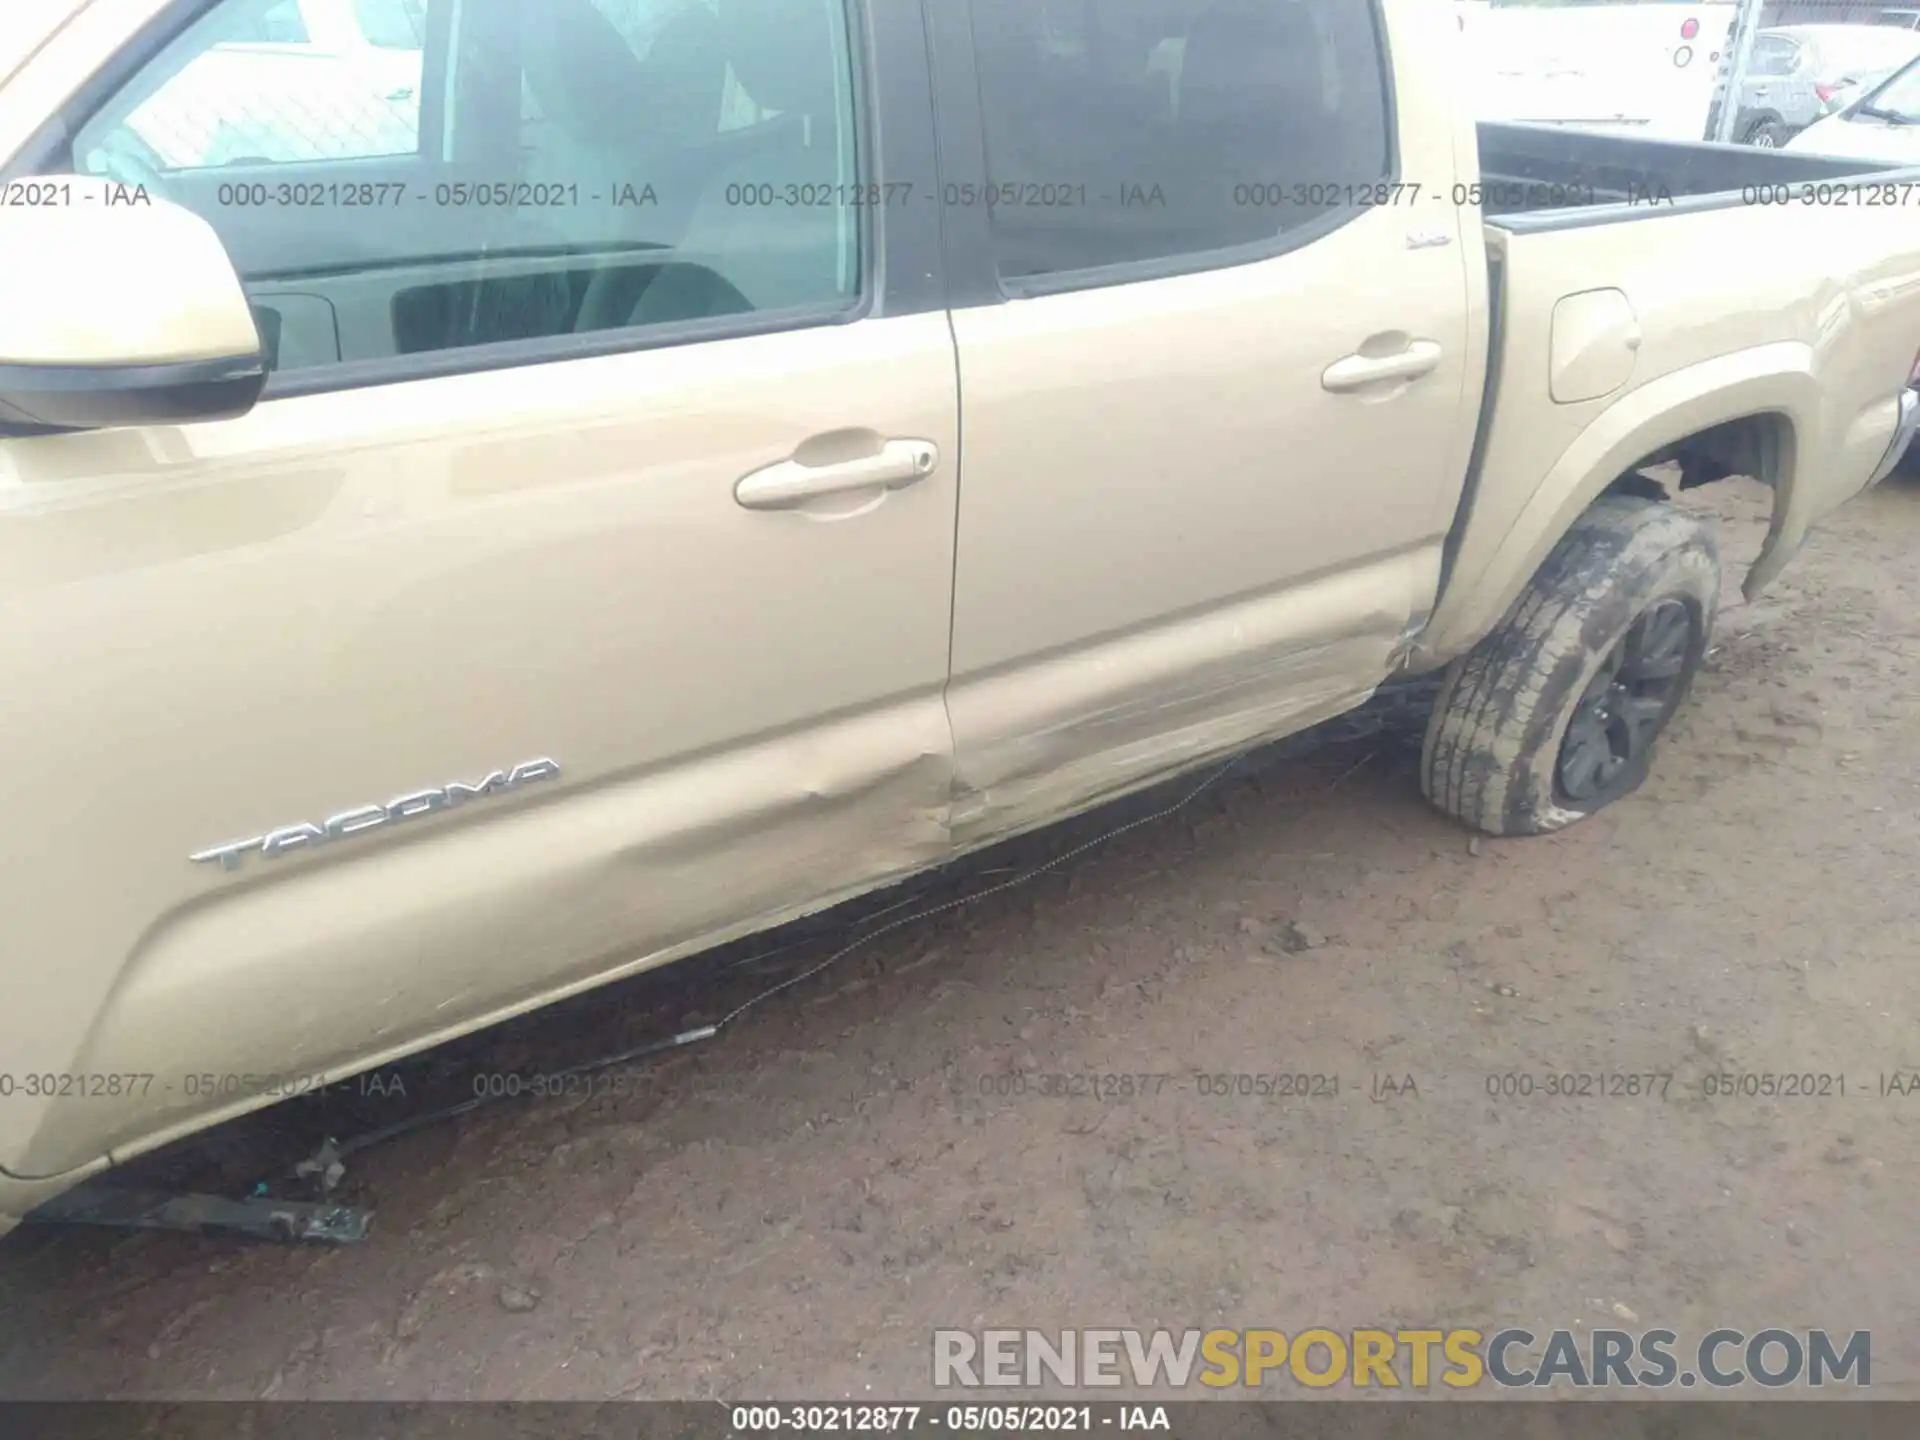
(3, 476, 1919, 1402)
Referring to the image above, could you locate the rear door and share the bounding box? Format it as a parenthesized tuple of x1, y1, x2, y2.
(931, 0, 1478, 846)
(0, 0, 957, 1181)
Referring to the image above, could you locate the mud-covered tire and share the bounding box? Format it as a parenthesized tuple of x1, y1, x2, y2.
(1420, 496, 1719, 836)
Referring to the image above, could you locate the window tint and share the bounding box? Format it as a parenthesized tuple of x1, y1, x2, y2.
(517, 0, 780, 147)
(66, 0, 862, 376)
(970, 0, 1391, 281)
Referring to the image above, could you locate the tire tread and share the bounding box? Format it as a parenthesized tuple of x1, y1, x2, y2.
(1420, 496, 1718, 835)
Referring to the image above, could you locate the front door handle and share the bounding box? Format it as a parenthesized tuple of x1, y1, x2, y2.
(735, 439, 939, 510)
(1321, 340, 1444, 392)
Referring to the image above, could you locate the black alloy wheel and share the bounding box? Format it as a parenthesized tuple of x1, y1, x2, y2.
(1554, 598, 1700, 804)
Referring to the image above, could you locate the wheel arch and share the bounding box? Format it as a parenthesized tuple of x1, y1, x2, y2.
(1411, 342, 1820, 670)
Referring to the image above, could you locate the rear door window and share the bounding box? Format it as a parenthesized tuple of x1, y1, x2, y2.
(966, 0, 1393, 282)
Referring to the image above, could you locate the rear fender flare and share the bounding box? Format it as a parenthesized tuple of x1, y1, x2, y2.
(1413, 342, 1819, 669)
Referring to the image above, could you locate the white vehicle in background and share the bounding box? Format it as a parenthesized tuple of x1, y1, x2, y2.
(1786, 51, 1920, 161)
(91, 0, 423, 171)
(1462, 0, 1738, 141)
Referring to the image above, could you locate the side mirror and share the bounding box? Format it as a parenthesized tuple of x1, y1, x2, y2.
(0, 178, 266, 434)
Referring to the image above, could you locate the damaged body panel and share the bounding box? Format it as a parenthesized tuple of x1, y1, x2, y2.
(940, 21, 1482, 849)
(1415, 138, 1920, 670)
(945, 553, 1422, 850)
(0, 311, 961, 1188)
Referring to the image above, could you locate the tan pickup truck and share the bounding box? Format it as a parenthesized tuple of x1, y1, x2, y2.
(2, 0, 1918, 1237)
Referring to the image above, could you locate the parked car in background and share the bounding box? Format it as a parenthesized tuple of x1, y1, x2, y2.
(1713, 29, 1827, 146)
(1707, 25, 1920, 147)
(1786, 50, 1920, 159)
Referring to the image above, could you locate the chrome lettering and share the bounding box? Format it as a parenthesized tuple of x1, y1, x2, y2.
(385, 789, 448, 821)
(190, 758, 561, 870)
(443, 771, 509, 805)
(324, 805, 389, 841)
(260, 822, 327, 858)
(188, 836, 265, 872)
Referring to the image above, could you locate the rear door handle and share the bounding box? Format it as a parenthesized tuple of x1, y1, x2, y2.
(734, 439, 939, 510)
(1321, 341, 1444, 392)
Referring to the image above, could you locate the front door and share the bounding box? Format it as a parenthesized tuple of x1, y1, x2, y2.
(0, 0, 957, 1179)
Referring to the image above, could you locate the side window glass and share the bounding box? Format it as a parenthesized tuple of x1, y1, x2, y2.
(508, 0, 861, 329)
(518, 1, 775, 148)
(228, 1, 311, 45)
(353, 0, 427, 50)
(970, 0, 1392, 282)
(1751, 39, 1797, 79)
(74, 0, 419, 170)
(64, 0, 862, 376)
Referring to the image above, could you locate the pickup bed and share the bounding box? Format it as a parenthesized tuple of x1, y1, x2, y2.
(1, 0, 1918, 1238)
(1477, 118, 1915, 212)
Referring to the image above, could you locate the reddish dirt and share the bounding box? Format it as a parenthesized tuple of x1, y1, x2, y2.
(3, 477, 1918, 1401)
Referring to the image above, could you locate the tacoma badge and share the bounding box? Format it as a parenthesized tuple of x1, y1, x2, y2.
(190, 758, 561, 871)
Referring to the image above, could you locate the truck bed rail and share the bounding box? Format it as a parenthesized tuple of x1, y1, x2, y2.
(1478, 121, 1917, 231)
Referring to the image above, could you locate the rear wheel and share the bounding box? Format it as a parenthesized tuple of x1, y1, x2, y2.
(1742, 117, 1788, 148)
(1420, 496, 1719, 836)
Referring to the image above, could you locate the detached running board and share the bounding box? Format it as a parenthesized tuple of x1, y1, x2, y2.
(22, 1182, 371, 1245)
